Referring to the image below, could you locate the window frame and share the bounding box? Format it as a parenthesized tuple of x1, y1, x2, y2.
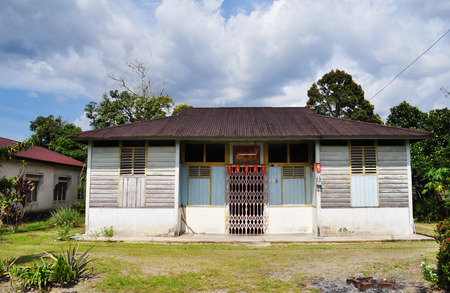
(265, 142, 312, 166)
(53, 177, 68, 202)
(181, 142, 228, 166)
(119, 146, 147, 176)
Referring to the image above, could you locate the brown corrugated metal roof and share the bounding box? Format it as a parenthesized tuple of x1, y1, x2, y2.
(68, 107, 430, 141)
(0, 137, 84, 167)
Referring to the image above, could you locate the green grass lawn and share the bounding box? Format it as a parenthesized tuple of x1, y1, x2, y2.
(0, 222, 440, 292)
(414, 222, 436, 237)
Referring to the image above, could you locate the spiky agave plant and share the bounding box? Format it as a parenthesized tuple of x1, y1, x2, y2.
(45, 244, 95, 279)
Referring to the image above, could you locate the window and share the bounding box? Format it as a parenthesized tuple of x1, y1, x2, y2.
(268, 144, 287, 162)
(183, 143, 226, 164)
(54, 177, 68, 201)
(350, 146, 378, 207)
(350, 147, 377, 175)
(27, 180, 39, 203)
(185, 144, 204, 162)
(120, 148, 146, 175)
(268, 143, 309, 163)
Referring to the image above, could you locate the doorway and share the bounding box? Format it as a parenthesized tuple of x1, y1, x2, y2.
(226, 165, 268, 235)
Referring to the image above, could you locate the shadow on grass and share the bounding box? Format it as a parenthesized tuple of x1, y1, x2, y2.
(13, 253, 46, 265)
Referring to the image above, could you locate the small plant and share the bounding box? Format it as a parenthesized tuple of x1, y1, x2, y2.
(57, 225, 71, 241)
(49, 206, 83, 241)
(421, 258, 438, 283)
(49, 206, 83, 228)
(101, 226, 114, 238)
(11, 258, 52, 292)
(0, 258, 16, 281)
(50, 254, 74, 287)
(46, 244, 94, 279)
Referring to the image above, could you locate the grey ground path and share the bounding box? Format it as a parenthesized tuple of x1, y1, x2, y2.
(81, 233, 433, 244)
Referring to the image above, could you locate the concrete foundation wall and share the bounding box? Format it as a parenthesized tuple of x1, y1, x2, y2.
(319, 207, 411, 236)
(88, 208, 178, 236)
(184, 207, 226, 234)
(268, 207, 316, 234)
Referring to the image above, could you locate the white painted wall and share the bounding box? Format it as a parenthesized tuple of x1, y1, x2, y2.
(88, 208, 178, 236)
(319, 207, 411, 236)
(184, 207, 226, 233)
(268, 207, 316, 234)
(0, 159, 81, 213)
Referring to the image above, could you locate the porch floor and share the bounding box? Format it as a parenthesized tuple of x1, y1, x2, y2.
(82, 233, 432, 243)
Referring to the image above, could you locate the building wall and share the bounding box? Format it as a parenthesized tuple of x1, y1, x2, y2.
(0, 159, 81, 213)
(318, 144, 412, 236)
(319, 207, 410, 236)
(268, 207, 316, 234)
(88, 208, 178, 236)
(86, 145, 178, 236)
(320, 146, 351, 208)
(378, 146, 409, 207)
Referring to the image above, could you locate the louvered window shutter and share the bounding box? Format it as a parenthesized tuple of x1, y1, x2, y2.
(350, 147, 364, 174)
(120, 149, 133, 175)
(364, 147, 377, 174)
(133, 149, 146, 175)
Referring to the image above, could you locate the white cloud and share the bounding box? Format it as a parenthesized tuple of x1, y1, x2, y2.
(73, 113, 91, 131)
(27, 91, 38, 98)
(0, 0, 449, 124)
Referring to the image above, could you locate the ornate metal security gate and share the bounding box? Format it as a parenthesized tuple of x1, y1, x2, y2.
(225, 165, 268, 235)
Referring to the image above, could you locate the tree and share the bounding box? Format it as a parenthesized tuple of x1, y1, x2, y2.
(0, 140, 33, 162)
(85, 61, 176, 129)
(172, 103, 193, 116)
(387, 102, 450, 221)
(306, 69, 383, 124)
(30, 115, 86, 162)
(85, 90, 174, 129)
(385, 101, 427, 130)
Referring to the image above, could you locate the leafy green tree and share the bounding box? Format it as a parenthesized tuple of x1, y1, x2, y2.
(85, 90, 173, 129)
(0, 140, 33, 162)
(172, 103, 193, 116)
(387, 102, 450, 221)
(85, 61, 175, 129)
(30, 115, 86, 162)
(306, 69, 383, 124)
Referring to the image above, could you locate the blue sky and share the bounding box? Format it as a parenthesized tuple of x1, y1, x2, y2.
(1, 0, 449, 141)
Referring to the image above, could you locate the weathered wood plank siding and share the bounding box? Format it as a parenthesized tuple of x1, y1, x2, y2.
(377, 146, 409, 207)
(90, 147, 119, 207)
(320, 146, 351, 208)
(146, 147, 176, 208)
(119, 176, 146, 207)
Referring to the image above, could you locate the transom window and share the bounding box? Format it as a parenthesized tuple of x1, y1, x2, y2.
(184, 143, 225, 163)
(268, 143, 309, 163)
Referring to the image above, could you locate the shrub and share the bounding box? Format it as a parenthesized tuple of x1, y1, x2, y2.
(49, 206, 83, 228)
(101, 226, 114, 238)
(433, 218, 450, 290)
(50, 254, 74, 287)
(46, 244, 94, 279)
(11, 258, 52, 292)
(49, 206, 83, 241)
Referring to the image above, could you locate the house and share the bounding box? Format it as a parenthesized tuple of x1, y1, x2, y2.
(0, 137, 84, 214)
(68, 107, 429, 237)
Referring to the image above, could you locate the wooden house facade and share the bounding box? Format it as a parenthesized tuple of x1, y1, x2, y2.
(68, 107, 429, 237)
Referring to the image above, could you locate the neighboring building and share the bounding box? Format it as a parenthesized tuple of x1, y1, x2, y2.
(0, 137, 84, 214)
(68, 107, 429, 237)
